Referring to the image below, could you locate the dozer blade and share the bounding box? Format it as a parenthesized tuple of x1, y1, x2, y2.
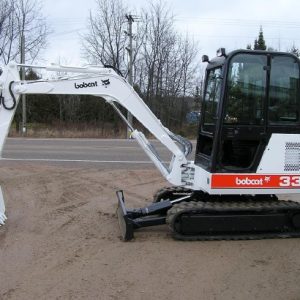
(0, 186, 7, 226)
(116, 190, 170, 241)
(116, 191, 134, 241)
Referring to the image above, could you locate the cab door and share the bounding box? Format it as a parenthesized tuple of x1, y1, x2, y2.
(218, 53, 268, 172)
(195, 67, 223, 170)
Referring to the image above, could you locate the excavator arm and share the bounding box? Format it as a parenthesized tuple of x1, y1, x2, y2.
(0, 62, 191, 180)
(0, 62, 192, 225)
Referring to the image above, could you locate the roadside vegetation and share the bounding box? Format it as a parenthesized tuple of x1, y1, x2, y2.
(1, 0, 201, 138)
(1, 0, 299, 139)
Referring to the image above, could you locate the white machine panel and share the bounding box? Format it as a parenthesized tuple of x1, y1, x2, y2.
(257, 134, 300, 173)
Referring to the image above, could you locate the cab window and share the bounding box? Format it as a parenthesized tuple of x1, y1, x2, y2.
(203, 67, 222, 127)
(225, 54, 267, 125)
(268, 56, 300, 124)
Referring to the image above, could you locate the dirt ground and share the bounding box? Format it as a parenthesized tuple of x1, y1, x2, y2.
(1, 162, 300, 300)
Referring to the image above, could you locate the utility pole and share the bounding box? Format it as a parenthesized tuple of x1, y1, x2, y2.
(20, 33, 26, 136)
(125, 14, 134, 139)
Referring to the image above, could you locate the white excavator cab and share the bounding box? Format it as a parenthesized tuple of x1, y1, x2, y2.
(196, 49, 300, 174)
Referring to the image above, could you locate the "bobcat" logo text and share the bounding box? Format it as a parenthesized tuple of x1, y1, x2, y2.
(74, 81, 98, 89)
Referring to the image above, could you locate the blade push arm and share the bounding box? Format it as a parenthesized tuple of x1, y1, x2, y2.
(0, 62, 190, 185)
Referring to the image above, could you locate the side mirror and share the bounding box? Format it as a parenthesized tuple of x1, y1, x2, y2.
(202, 55, 209, 63)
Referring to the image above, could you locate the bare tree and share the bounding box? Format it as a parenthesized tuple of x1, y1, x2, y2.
(134, 1, 199, 126)
(0, 0, 16, 63)
(0, 1, 12, 40)
(82, 0, 200, 132)
(82, 0, 128, 72)
(137, 2, 176, 112)
(0, 0, 49, 64)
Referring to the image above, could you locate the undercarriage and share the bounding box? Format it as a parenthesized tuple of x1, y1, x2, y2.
(117, 187, 300, 241)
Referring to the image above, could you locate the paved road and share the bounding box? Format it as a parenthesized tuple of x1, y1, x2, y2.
(2, 138, 196, 169)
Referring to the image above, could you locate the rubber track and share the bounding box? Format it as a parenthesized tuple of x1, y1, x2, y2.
(166, 200, 300, 241)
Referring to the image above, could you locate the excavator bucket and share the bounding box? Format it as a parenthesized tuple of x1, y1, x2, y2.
(0, 187, 7, 226)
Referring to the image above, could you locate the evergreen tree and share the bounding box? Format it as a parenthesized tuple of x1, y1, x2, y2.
(254, 27, 267, 50)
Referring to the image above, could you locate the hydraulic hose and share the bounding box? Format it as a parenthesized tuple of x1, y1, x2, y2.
(169, 132, 193, 157)
(1, 81, 17, 110)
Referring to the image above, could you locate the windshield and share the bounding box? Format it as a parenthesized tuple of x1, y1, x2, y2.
(203, 67, 222, 126)
(225, 54, 267, 125)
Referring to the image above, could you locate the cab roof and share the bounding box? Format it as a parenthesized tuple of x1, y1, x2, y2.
(206, 49, 300, 70)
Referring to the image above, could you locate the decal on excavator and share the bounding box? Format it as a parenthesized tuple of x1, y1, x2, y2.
(101, 79, 110, 87)
(211, 174, 300, 189)
(74, 81, 98, 89)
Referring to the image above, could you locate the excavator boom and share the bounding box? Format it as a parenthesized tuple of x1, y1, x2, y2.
(0, 62, 192, 180)
(0, 62, 192, 225)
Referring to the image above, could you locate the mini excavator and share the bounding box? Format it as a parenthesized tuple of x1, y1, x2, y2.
(1, 48, 300, 241)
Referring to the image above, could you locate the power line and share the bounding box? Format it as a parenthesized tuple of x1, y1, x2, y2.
(49, 28, 87, 37)
(174, 17, 300, 30)
(175, 17, 300, 25)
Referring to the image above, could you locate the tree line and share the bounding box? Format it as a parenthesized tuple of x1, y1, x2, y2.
(0, 0, 48, 64)
(0, 0, 201, 136)
(1, 1, 299, 137)
(247, 26, 300, 55)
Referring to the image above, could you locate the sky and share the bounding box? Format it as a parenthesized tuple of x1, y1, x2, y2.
(42, 0, 300, 66)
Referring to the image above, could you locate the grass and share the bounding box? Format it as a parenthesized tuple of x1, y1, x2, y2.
(9, 122, 127, 139)
(8, 122, 198, 139)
